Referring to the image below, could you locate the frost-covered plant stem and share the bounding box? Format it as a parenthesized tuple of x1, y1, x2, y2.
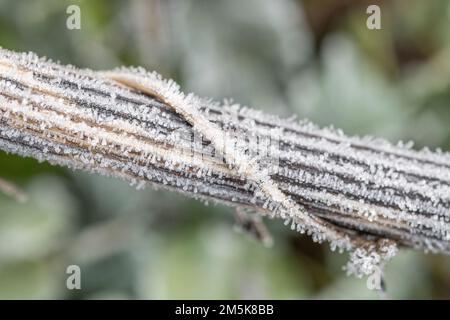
(0, 48, 449, 277)
(0, 177, 27, 202)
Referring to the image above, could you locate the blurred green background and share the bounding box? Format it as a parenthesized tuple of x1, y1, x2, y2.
(1, 0, 450, 299)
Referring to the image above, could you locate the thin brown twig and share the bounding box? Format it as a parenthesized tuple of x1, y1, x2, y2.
(0, 48, 449, 276)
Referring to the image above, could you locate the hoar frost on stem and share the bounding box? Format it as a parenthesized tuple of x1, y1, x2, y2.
(0, 48, 450, 278)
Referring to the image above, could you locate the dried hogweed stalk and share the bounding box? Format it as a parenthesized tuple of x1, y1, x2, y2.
(0, 48, 449, 277)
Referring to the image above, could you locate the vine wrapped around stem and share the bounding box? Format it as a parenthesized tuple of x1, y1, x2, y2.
(0, 48, 449, 276)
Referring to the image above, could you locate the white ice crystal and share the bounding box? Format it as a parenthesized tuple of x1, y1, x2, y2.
(345, 240, 398, 278)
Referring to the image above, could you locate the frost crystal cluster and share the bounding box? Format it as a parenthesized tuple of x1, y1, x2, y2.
(0, 48, 450, 277)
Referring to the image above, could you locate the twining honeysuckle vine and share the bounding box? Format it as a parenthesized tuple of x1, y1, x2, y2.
(0, 48, 449, 278)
